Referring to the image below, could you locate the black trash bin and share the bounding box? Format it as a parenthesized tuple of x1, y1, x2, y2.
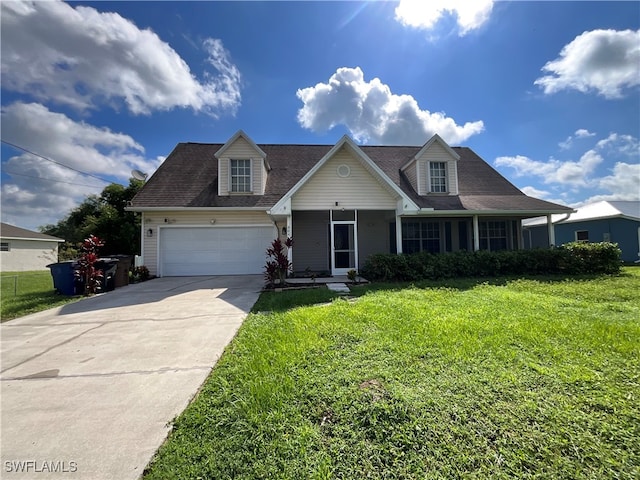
(95, 258, 118, 292)
(46, 261, 78, 296)
(112, 255, 134, 288)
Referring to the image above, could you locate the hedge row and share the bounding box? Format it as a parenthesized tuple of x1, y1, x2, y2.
(360, 242, 622, 282)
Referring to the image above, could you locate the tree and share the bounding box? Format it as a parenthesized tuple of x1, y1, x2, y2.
(41, 178, 144, 258)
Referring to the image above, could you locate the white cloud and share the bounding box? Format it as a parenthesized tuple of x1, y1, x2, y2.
(496, 132, 640, 204)
(535, 29, 640, 99)
(559, 129, 596, 150)
(0, 0, 241, 115)
(520, 186, 567, 206)
(395, 0, 493, 36)
(495, 149, 603, 187)
(594, 162, 640, 201)
(575, 129, 595, 138)
(596, 133, 640, 156)
(296, 67, 484, 145)
(1, 102, 164, 230)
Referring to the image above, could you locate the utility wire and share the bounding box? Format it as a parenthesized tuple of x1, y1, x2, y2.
(1, 139, 112, 184)
(1, 170, 105, 189)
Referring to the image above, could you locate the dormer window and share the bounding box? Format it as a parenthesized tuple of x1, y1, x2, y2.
(230, 159, 252, 193)
(429, 162, 447, 193)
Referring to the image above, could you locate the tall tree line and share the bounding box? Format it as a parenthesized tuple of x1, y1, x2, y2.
(40, 179, 144, 259)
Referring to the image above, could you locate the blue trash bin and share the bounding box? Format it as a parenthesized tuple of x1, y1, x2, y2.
(46, 261, 77, 296)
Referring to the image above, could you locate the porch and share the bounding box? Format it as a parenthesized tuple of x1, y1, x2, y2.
(282, 209, 542, 276)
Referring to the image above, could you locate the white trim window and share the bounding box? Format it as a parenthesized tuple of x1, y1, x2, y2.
(429, 162, 447, 193)
(0, 242, 10, 252)
(230, 159, 252, 193)
(479, 221, 508, 251)
(402, 220, 441, 254)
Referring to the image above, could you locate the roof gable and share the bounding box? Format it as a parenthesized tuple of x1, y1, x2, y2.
(269, 135, 419, 215)
(214, 130, 267, 160)
(401, 133, 460, 171)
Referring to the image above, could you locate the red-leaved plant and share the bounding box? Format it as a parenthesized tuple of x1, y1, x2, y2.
(75, 235, 105, 295)
(264, 237, 293, 286)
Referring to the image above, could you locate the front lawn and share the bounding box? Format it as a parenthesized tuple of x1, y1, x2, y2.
(0, 271, 80, 321)
(144, 268, 640, 479)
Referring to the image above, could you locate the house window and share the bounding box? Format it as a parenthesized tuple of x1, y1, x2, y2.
(429, 162, 447, 193)
(479, 221, 507, 251)
(575, 230, 589, 242)
(230, 159, 252, 193)
(1, 242, 9, 252)
(402, 220, 440, 254)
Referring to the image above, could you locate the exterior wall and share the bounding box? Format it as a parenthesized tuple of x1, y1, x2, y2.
(523, 225, 550, 249)
(0, 239, 59, 271)
(357, 210, 394, 268)
(555, 218, 640, 262)
(416, 141, 458, 195)
(404, 162, 418, 193)
(292, 146, 398, 210)
(525, 218, 640, 262)
(217, 137, 266, 195)
(292, 210, 394, 274)
(141, 210, 273, 276)
(292, 211, 330, 273)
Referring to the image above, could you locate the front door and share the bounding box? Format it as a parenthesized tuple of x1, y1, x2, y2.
(331, 210, 357, 275)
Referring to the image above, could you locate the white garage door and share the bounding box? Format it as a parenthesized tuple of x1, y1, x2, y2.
(159, 226, 275, 276)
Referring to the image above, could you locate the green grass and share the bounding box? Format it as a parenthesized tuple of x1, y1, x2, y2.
(1, 271, 81, 321)
(144, 268, 640, 479)
(252, 286, 341, 313)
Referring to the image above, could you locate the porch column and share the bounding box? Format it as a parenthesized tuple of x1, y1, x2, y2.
(473, 215, 480, 251)
(286, 214, 293, 264)
(395, 215, 403, 254)
(139, 212, 145, 266)
(517, 219, 524, 249)
(547, 214, 555, 247)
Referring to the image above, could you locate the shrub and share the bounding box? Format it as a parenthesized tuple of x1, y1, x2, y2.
(360, 242, 621, 281)
(74, 235, 105, 295)
(264, 237, 294, 286)
(129, 266, 151, 283)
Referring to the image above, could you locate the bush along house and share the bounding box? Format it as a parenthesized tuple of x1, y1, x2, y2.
(127, 131, 573, 277)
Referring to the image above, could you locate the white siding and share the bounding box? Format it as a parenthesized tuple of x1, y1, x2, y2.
(292, 146, 397, 210)
(417, 141, 459, 195)
(142, 210, 273, 276)
(0, 239, 59, 271)
(218, 137, 267, 195)
(404, 162, 418, 193)
(218, 158, 229, 196)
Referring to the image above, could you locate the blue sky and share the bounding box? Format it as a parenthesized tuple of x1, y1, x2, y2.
(1, 0, 639, 231)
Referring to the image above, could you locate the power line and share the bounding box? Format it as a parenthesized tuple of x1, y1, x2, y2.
(1, 139, 112, 184)
(1, 170, 106, 189)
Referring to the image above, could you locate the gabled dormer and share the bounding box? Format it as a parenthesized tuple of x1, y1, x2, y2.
(401, 134, 460, 196)
(215, 130, 270, 195)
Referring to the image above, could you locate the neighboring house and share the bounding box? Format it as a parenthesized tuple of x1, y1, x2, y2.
(0, 223, 64, 272)
(128, 131, 573, 277)
(523, 201, 640, 262)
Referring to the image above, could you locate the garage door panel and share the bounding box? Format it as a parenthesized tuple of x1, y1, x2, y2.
(159, 226, 274, 276)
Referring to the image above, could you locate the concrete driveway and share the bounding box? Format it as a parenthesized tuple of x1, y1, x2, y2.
(1, 275, 263, 479)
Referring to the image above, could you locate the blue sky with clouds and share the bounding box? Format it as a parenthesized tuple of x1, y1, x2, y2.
(1, 1, 638, 231)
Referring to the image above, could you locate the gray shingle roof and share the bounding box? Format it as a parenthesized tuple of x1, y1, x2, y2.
(130, 142, 572, 214)
(0, 223, 64, 241)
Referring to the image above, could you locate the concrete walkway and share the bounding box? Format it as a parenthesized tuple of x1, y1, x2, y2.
(1, 275, 263, 479)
